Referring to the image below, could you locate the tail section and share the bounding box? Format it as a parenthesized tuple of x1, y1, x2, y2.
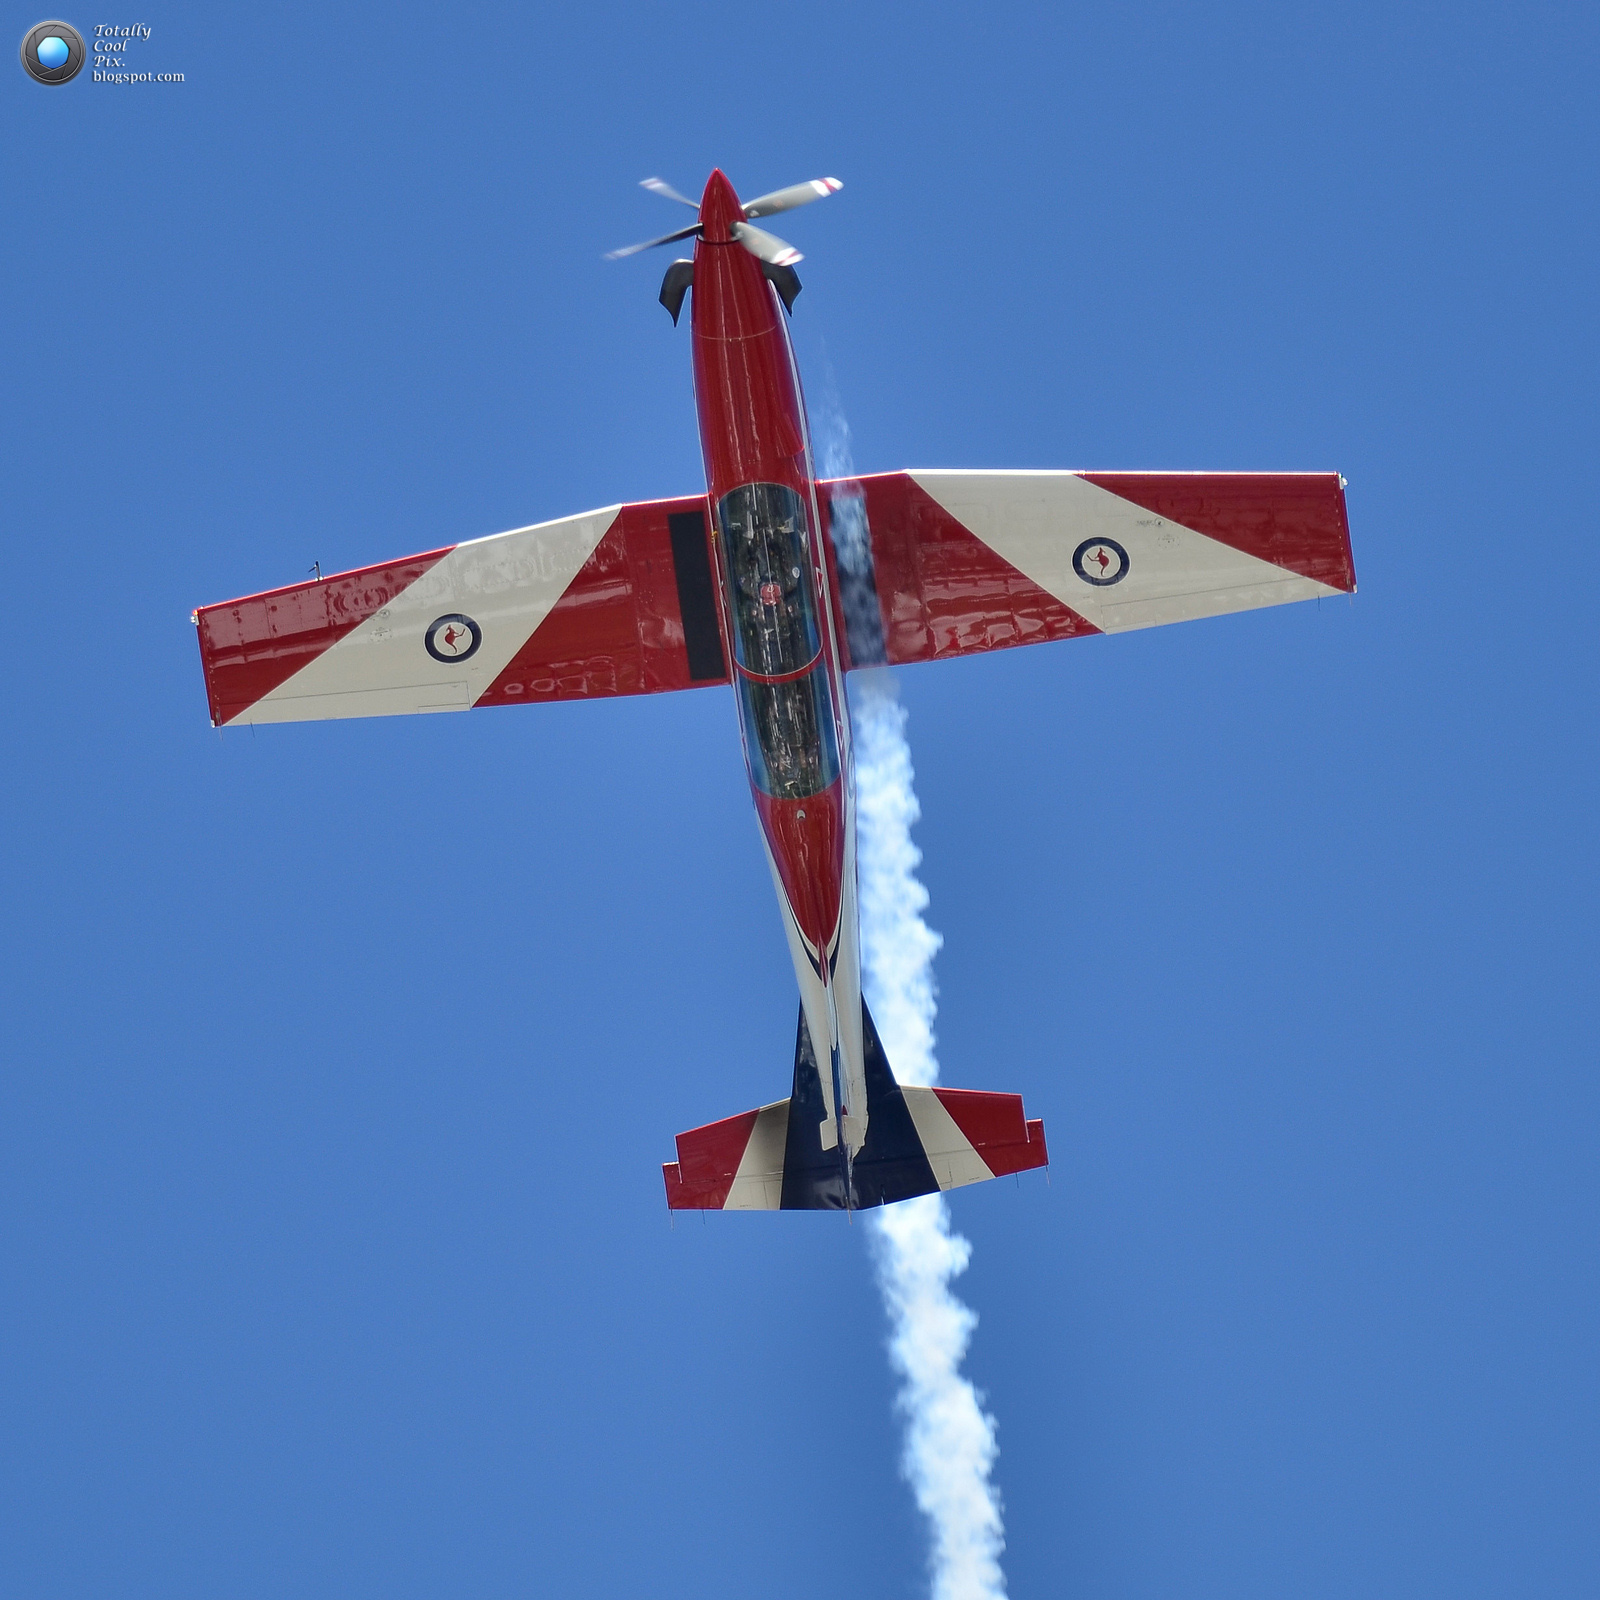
(662, 1003, 1047, 1211)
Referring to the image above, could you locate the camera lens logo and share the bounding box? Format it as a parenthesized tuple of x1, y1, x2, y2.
(21, 20, 85, 83)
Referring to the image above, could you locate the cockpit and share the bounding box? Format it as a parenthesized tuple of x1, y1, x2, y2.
(717, 482, 822, 676)
(715, 483, 840, 801)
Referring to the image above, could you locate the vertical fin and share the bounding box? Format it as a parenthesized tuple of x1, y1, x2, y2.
(778, 1001, 940, 1209)
(781, 1006, 850, 1209)
(848, 1001, 940, 1207)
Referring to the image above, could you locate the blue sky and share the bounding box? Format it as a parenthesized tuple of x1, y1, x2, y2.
(4, 3, 1597, 1595)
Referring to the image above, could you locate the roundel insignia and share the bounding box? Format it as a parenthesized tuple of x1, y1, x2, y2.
(425, 613, 482, 663)
(1072, 537, 1130, 587)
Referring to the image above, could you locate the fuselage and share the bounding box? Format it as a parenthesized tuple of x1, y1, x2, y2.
(689, 170, 868, 1160)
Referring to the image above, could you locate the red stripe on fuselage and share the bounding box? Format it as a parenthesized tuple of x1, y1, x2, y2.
(692, 171, 846, 956)
(752, 784, 845, 960)
(692, 182, 811, 495)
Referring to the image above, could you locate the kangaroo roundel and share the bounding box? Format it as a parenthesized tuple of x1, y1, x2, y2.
(425, 614, 481, 663)
(1072, 537, 1130, 587)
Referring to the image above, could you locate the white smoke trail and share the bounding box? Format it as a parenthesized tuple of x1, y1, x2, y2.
(821, 401, 1008, 1600)
(853, 675, 1008, 1600)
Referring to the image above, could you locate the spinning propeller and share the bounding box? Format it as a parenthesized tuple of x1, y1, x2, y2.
(605, 174, 843, 266)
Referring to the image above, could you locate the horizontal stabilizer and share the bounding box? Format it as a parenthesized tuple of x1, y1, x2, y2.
(662, 1003, 1047, 1211)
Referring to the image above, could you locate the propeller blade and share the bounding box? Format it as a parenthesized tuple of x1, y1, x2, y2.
(731, 221, 803, 267)
(640, 176, 700, 211)
(740, 176, 842, 221)
(603, 221, 702, 261)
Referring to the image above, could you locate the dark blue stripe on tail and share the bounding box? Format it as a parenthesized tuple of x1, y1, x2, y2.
(780, 1001, 939, 1210)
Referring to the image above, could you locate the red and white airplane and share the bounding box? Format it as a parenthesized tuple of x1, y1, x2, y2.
(193, 171, 1356, 1213)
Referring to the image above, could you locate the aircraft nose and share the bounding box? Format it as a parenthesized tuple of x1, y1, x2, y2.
(697, 169, 743, 243)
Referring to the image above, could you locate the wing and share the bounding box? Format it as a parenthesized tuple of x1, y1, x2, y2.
(819, 470, 1355, 669)
(194, 496, 730, 726)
